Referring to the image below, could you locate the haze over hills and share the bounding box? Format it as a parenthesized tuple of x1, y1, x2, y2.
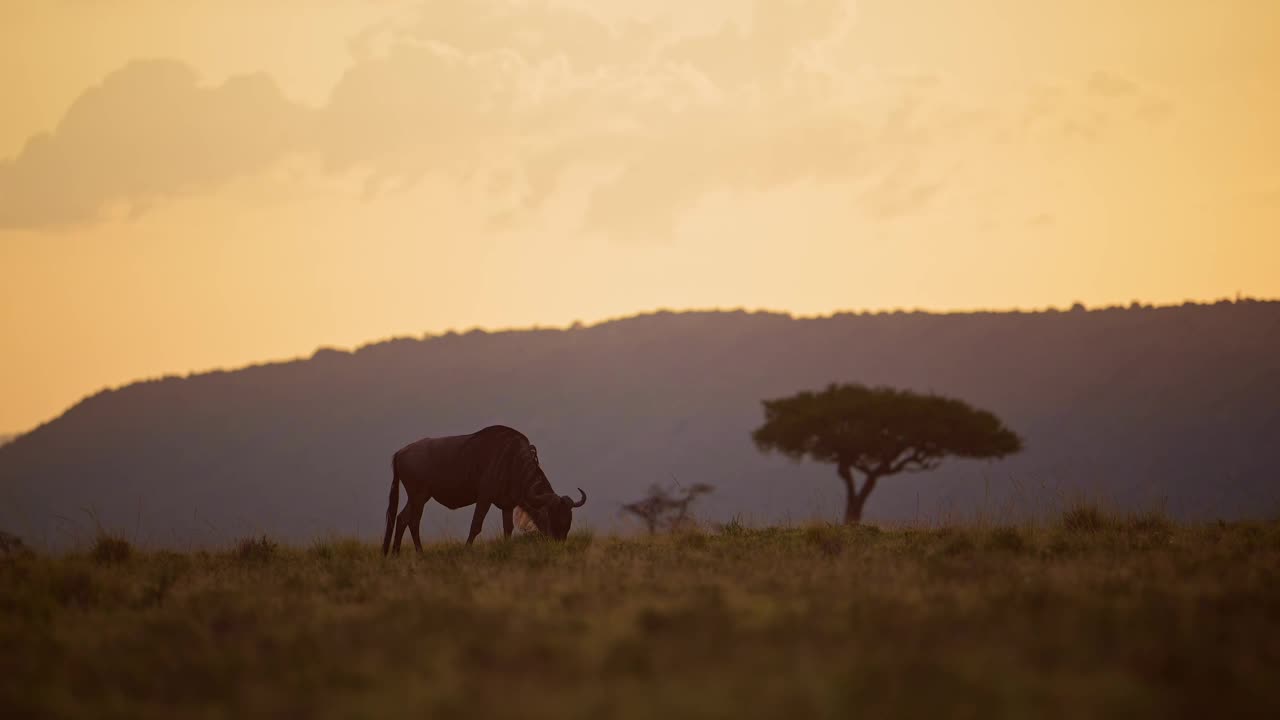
(2, 301, 1278, 548)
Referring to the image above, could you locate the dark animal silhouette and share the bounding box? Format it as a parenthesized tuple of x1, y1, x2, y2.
(382, 425, 586, 554)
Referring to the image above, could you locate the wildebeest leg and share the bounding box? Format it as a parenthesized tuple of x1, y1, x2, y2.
(392, 504, 412, 555)
(466, 502, 491, 545)
(502, 508, 514, 538)
(408, 499, 427, 553)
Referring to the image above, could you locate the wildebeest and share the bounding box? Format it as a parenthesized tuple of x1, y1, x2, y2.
(382, 425, 586, 554)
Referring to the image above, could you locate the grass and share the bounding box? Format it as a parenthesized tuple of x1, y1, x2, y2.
(2, 515, 1279, 719)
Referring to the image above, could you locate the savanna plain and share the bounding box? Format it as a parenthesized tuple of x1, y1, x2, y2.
(2, 509, 1278, 719)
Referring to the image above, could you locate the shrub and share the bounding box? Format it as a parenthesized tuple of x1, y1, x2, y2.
(718, 515, 749, 537)
(142, 564, 182, 608)
(0, 530, 29, 556)
(1062, 503, 1109, 533)
(804, 523, 844, 557)
(621, 481, 715, 534)
(310, 537, 368, 561)
(310, 541, 335, 561)
(565, 529, 594, 553)
(484, 539, 516, 562)
(234, 535, 278, 563)
(50, 567, 99, 608)
(1127, 510, 1173, 534)
(941, 533, 977, 556)
(987, 526, 1028, 552)
(90, 534, 133, 565)
(674, 527, 710, 551)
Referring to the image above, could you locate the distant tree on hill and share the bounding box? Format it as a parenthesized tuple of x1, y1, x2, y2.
(752, 384, 1023, 524)
(620, 481, 715, 534)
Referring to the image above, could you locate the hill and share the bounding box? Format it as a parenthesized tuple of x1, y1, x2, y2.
(2, 302, 1279, 546)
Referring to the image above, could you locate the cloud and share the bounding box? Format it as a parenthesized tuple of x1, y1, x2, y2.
(320, 42, 527, 188)
(0, 60, 309, 228)
(0, 1, 1175, 235)
(1087, 70, 1138, 98)
(1020, 72, 1174, 144)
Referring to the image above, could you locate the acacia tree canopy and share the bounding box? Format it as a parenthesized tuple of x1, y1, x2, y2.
(752, 384, 1023, 523)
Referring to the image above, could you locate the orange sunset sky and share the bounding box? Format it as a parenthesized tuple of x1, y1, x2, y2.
(1, 0, 1278, 433)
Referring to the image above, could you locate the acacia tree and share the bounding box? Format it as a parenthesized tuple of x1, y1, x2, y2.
(752, 384, 1023, 524)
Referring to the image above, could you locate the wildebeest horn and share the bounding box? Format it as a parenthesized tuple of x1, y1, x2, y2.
(571, 488, 587, 508)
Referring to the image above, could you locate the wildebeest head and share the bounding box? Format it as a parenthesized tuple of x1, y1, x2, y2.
(525, 488, 587, 540)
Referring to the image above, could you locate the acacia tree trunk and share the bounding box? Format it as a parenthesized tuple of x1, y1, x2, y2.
(837, 462, 879, 525)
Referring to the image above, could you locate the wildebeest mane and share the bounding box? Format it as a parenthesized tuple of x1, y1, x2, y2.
(463, 425, 552, 511)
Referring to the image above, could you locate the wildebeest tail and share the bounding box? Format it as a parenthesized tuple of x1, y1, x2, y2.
(381, 453, 401, 555)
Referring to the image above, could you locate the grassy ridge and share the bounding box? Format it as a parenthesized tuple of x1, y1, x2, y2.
(3, 514, 1279, 719)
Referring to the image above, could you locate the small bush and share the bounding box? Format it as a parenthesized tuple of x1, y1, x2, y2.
(50, 567, 99, 608)
(90, 534, 133, 565)
(941, 533, 977, 556)
(1127, 510, 1173, 534)
(565, 529, 594, 553)
(1045, 534, 1083, 558)
(141, 563, 182, 608)
(674, 527, 709, 550)
(851, 523, 883, 537)
(310, 542, 335, 561)
(621, 481, 715, 534)
(0, 530, 29, 556)
(1062, 504, 1109, 533)
(234, 535, 278, 563)
(424, 540, 468, 562)
(804, 524, 844, 557)
(718, 515, 749, 537)
(485, 539, 515, 562)
(310, 537, 368, 561)
(987, 526, 1028, 552)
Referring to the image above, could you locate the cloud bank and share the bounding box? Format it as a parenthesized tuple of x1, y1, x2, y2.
(0, 60, 309, 228)
(0, 0, 1171, 234)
